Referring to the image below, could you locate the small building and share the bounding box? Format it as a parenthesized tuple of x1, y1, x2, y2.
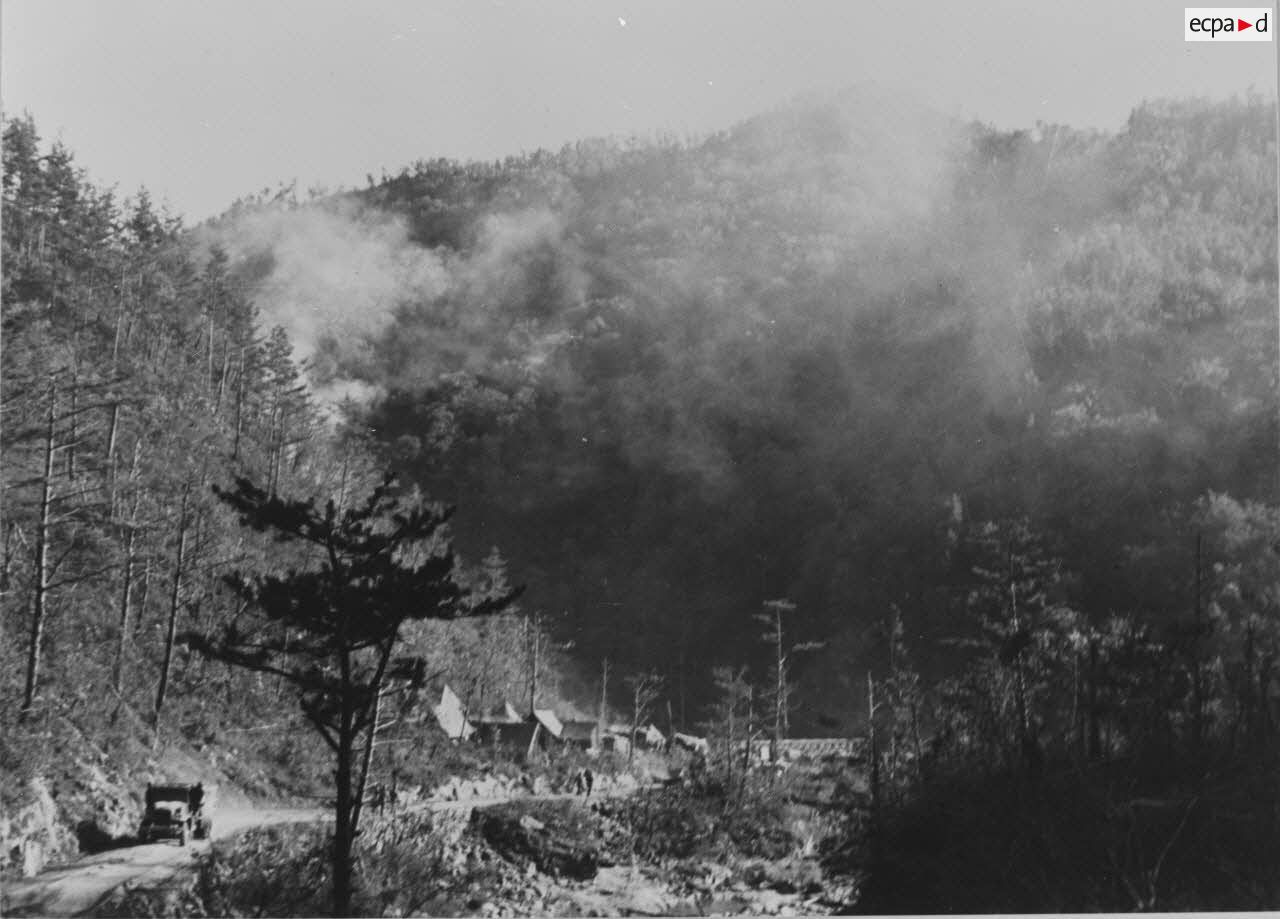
(600, 730, 632, 756)
(672, 732, 709, 756)
(746, 737, 865, 766)
(472, 720, 545, 761)
(637, 723, 666, 750)
(775, 737, 863, 762)
(560, 721, 599, 750)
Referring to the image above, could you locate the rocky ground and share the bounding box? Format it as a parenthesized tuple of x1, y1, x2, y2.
(354, 794, 859, 918)
(442, 794, 858, 917)
(85, 788, 862, 917)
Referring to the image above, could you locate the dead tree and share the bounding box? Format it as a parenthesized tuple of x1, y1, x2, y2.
(754, 598, 824, 762)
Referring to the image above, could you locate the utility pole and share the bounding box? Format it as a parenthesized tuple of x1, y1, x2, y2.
(598, 657, 609, 739)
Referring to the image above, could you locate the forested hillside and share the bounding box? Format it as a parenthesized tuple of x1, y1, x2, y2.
(0, 114, 559, 870)
(328, 89, 1276, 729)
(3, 87, 1278, 908)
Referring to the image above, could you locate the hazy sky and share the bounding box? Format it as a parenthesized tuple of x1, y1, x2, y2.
(3, 0, 1275, 221)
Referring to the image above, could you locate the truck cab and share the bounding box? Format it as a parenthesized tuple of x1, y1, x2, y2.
(139, 783, 212, 846)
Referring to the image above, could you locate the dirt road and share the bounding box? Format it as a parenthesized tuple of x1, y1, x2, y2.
(1, 806, 321, 918)
(0, 793, 611, 917)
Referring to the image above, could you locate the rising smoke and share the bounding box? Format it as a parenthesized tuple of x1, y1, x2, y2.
(191, 88, 1276, 720)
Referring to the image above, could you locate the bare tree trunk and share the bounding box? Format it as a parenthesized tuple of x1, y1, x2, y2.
(334, 693, 356, 917)
(232, 347, 245, 461)
(112, 308, 125, 366)
(1, 522, 16, 595)
(726, 692, 736, 792)
(1007, 551, 1040, 775)
(214, 345, 231, 415)
(113, 493, 141, 698)
(19, 385, 58, 724)
(771, 606, 784, 762)
(867, 673, 880, 808)
(135, 556, 152, 639)
(527, 614, 541, 716)
(268, 403, 282, 495)
(629, 686, 639, 765)
(1088, 638, 1101, 760)
(153, 488, 190, 731)
(105, 402, 121, 515)
(207, 314, 216, 395)
(65, 370, 78, 480)
(867, 671, 883, 872)
(678, 622, 688, 732)
(351, 676, 383, 836)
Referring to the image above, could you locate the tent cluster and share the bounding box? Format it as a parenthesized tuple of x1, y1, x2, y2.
(429, 685, 682, 761)
(430, 685, 599, 760)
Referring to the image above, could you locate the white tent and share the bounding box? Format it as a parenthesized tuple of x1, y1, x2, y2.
(641, 723, 666, 748)
(532, 708, 564, 738)
(432, 684, 475, 740)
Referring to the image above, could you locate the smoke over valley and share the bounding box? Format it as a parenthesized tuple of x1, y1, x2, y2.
(193, 86, 1276, 727)
(10, 0, 1280, 907)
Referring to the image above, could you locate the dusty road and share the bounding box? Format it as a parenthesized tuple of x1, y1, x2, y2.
(0, 793, 617, 917)
(1, 806, 323, 917)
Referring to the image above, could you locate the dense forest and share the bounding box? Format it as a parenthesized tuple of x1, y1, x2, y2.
(2, 86, 1278, 910)
(340, 88, 1277, 727)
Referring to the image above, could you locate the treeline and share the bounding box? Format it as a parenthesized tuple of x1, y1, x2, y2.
(1, 113, 354, 782)
(0, 115, 556, 811)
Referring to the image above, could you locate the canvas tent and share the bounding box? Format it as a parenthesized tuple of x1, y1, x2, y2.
(638, 723, 666, 749)
(431, 684, 475, 741)
(531, 708, 564, 739)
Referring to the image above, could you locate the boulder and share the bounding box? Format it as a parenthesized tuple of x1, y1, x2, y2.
(474, 807, 600, 881)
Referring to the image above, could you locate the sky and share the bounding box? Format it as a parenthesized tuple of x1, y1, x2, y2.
(2, 0, 1276, 222)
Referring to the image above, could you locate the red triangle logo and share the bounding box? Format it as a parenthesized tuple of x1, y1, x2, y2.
(1239, 18, 1252, 29)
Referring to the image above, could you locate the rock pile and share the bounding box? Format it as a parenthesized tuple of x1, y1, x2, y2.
(474, 810, 600, 881)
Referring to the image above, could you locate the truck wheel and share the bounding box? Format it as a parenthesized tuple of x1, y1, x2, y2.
(178, 827, 187, 847)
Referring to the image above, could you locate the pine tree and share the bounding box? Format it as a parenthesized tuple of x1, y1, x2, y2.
(183, 473, 520, 915)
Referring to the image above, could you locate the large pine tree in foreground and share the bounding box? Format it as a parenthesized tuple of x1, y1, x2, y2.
(184, 473, 520, 916)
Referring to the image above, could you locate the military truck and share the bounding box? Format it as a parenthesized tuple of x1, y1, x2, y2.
(138, 783, 212, 846)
